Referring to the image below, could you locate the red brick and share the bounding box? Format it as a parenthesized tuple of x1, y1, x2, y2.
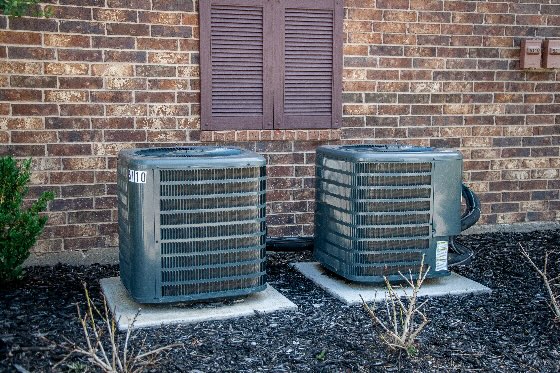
(148, 79, 190, 90)
(0, 89, 42, 101)
(49, 5, 92, 20)
(105, 50, 146, 63)
(47, 144, 92, 156)
(410, 0, 442, 11)
(92, 36, 135, 49)
(104, 130, 146, 142)
(347, 8, 382, 20)
(418, 11, 450, 23)
(11, 130, 57, 143)
(49, 199, 94, 213)
(58, 49, 103, 62)
(151, 25, 192, 38)
(12, 104, 58, 116)
(59, 77, 104, 89)
(44, 34, 91, 48)
(0, 31, 42, 45)
(137, 38, 179, 51)
(374, 21, 407, 33)
(379, 57, 412, 69)
(377, 0, 409, 9)
(106, 77, 146, 90)
(96, 171, 117, 183)
(44, 224, 97, 238)
(106, 22, 150, 36)
(409, 23, 441, 34)
(0, 118, 44, 130)
(139, 11, 181, 25)
(44, 62, 89, 75)
(347, 33, 382, 45)
(8, 47, 55, 60)
(136, 65, 176, 77)
(383, 10, 417, 22)
(45, 90, 89, 102)
(108, 0, 151, 10)
(148, 52, 189, 65)
(9, 17, 58, 32)
(50, 171, 95, 185)
(92, 117, 134, 129)
(152, 0, 193, 12)
(58, 130, 102, 142)
(135, 91, 175, 103)
(105, 104, 147, 116)
(147, 130, 186, 142)
(59, 20, 106, 35)
(91, 91, 132, 103)
(67, 210, 112, 224)
(46, 117, 90, 130)
(93, 8, 137, 22)
(62, 157, 106, 170)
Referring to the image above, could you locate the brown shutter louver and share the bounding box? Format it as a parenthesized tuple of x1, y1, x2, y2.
(200, 0, 341, 130)
(200, 0, 273, 130)
(275, 0, 342, 129)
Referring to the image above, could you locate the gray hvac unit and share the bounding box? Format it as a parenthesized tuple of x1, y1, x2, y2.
(314, 144, 463, 282)
(117, 146, 267, 303)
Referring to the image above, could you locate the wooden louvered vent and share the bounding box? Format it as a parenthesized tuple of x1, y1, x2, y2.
(200, 0, 341, 130)
(210, 6, 264, 117)
(284, 9, 333, 117)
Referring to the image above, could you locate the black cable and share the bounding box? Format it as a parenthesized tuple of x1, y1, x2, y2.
(460, 183, 481, 232)
(449, 183, 481, 267)
(266, 236, 314, 251)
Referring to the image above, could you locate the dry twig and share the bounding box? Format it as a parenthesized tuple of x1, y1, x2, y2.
(55, 283, 182, 372)
(361, 256, 430, 355)
(519, 244, 560, 322)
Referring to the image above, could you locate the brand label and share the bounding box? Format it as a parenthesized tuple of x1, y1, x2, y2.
(435, 241, 448, 272)
(128, 169, 147, 184)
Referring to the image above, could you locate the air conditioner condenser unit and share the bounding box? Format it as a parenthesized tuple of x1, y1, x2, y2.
(117, 146, 267, 303)
(314, 144, 463, 282)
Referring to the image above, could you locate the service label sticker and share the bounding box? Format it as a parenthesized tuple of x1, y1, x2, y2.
(435, 240, 448, 272)
(128, 169, 147, 184)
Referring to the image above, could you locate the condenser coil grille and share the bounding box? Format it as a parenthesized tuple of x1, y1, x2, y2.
(314, 145, 463, 282)
(158, 166, 266, 298)
(118, 146, 267, 303)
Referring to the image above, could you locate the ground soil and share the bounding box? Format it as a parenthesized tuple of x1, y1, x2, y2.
(1, 230, 559, 372)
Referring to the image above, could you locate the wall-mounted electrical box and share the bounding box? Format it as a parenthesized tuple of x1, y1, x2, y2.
(543, 39, 560, 69)
(520, 39, 542, 69)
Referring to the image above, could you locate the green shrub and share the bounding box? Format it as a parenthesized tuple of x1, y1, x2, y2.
(1, 0, 53, 17)
(0, 157, 54, 283)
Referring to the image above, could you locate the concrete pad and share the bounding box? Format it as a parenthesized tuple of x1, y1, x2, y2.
(293, 262, 491, 305)
(100, 277, 297, 331)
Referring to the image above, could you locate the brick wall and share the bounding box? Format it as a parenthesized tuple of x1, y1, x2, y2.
(0, 0, 558, 254)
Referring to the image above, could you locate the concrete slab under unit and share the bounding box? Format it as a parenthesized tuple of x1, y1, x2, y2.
(100, 277, 297, 331)
(293, 262, 491, 305)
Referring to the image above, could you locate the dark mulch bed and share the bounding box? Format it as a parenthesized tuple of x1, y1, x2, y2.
(1, 230, 560, 372)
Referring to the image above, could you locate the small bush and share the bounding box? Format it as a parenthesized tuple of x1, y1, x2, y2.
(56, 284, 182, 372)
(361, 256, 430, 356)
(0, 156, 54, 283)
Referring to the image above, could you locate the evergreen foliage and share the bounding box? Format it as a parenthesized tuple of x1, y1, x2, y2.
(0, 157, 54, 283)
(1, 0, 52, 17)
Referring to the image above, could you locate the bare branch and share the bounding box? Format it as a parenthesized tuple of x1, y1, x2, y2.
(520, 244, 560, 322)
(56, 284, 183, 372)
(361, 255, 430, 355)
